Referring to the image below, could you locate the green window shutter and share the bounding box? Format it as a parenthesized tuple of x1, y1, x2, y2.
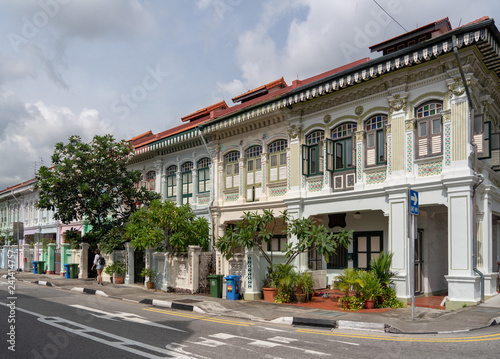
(302, 145, 309, 176)
(326, 139, 334, 172)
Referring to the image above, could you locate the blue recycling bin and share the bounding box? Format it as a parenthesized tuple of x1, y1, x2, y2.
(64, 264, 71, 278)
(32, 261, 37, 274)
(224, 275, 241, 300)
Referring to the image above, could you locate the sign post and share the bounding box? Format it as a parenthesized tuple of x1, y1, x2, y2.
(409, 190, 419, 321)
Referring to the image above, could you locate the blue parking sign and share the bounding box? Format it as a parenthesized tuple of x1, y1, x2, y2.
(409, 190, 419, 215)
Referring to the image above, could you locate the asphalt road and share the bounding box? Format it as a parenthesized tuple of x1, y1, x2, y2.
(1, 281, 499, 359)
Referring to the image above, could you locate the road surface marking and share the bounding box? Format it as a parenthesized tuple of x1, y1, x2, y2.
(70, 304, 186, 332)
(296, 328, 500, 343)
(143, 307, 254, 327)
(0, 302, 193, 358)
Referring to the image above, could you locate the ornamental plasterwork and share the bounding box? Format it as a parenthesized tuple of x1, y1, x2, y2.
(355, 106, 364, 116)
(441, 109, 451, 123)
(323, 115, 332, 124)
(447, 77, 470, 98)
(355, 131, 365, 142)
(388, 93, 408, 114)
(385, 124, 392, 135)
(405, 119, 416, 131)
(288, 124, 302, 139)
(490, 176, 500, 190)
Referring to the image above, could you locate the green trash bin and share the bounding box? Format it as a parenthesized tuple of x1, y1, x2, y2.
(69, 263, 79, 279)
(37, 261, 45, 274)
(208, 274, 224, 298)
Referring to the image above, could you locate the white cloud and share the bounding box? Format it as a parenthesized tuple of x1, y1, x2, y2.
(0, 99, 113, 189)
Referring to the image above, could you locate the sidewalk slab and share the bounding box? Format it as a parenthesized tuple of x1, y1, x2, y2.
(2, 269, 499, 334)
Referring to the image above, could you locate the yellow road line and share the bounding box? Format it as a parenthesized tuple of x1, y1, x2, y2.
(142, 307, 254, 327)
(296, 329, 500, 343)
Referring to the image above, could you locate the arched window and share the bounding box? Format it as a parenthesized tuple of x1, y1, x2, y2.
(365, 115, 388, 167)
(302, 130, 324, 176)
(245, 145, 262, 201)
(224, 151, 240, 189)
(197, 158, 211, 194)
(415, 101, 443, 158)
(181, 162, 193, 204)
(326, 122, 357, 191)
(269, 139, 287, 182)
(146, 171, 156, 191)
(166, 165, 177, 199)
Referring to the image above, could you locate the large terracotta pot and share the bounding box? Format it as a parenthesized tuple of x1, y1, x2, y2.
(365, 299, 375, 309)
(114, 276, 124, 284)
(146, 281, 155, 290)
(262, 287, 278, 302)
(296, 293, 306, 303)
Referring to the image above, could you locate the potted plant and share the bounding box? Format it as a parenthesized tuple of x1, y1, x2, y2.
(141, 268, 157, 289)
(273, 263, 297, 303)
(335, 268, 362, 310)
(295, 271, 314, 303)
(359, 270, 382, 309)
(370, 251, 396, 305)
(262, 265, 279, 302)
(104, 260, 126, 284)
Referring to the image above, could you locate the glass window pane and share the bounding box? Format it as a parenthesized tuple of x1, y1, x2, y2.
(335, 143, 343, 170)
(270, 154, 277, 167)
(371, 236, 380, 252)
(310, 147, 317, 173)
(358, 237, 367, 251)
(226, 165, 232, 176)
(358, 253, 367, 268)
(419, 121, 427, 137)
(367, 132, 375, 147)
(256, 158, 261, 170)
(432, 119, 441, 134)
(346, 139, 353, 167)
(247, 160, 253, 171)
(279, 153, 286, 166)
(234, 163, 239, 174)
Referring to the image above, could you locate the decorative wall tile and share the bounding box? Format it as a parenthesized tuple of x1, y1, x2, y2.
(406, 132, 413, 173)
(198, 196, 210, 205)
(225, 192, 239, 202)
(269, 185, 287, 197)
(247, 255, 252, 289)
(365, 170, 386, 185)
(388, 136, 393, 175)
(445, 124, 451, 166)
(357, 142, 363, 180)
(308, 178, 323, 192)
(417, 160, 443, 177)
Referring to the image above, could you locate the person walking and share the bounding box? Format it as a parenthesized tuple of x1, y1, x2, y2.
(92, 248, 105, 285)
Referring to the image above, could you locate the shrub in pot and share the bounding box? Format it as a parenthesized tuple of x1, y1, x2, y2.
(104, 260, 126, 284)
(141, 268, 157, 289)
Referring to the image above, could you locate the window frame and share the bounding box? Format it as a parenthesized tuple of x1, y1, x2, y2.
(197, 158, 211, 194)
(364, 115, 387, 167)
(415, 101, 443, 159)
(224, 151, 240, 190)
(302, 130, 324, 176)
(181, 162, 193, 204)
(145, 171, 156, 191)
(328, 122, 357, 172)
(245, 145, 262, 202)
(268, 139, 287, 183)
(166, 165, 177, 199)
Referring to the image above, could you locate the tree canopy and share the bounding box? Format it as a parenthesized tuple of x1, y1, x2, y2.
(125, 199, 210, 252)
(36, 134, 159, 241)
(216, 209, 351, 270)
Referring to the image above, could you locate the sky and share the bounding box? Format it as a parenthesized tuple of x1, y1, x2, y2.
(0, 0, 498, 190)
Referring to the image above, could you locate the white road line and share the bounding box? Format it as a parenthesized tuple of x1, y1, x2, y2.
(327, 339, 360, 346)
(0, 302, 192, 358)
(70, 304, 186, 332)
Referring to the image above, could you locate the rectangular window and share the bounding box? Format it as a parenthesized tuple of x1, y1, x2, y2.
(308, 249, 322, 270)
(198, 168, 210, 193)
(417, 116, 442, 158)
(327, 245, 348, 269)
(166, 175, 176, 198)
(354, 232, 382, 270)
(267, 236, 287, 252)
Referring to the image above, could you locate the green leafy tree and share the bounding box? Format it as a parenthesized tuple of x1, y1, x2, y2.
(36, 134, 159, 247)
(125, 199, 210, 252)
(216, 209, 352, 279)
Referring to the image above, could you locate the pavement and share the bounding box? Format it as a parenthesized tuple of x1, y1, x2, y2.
(2, 269, 500, 335)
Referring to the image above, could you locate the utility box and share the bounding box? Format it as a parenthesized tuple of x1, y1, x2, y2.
(208, 274, 224, 298)
(225, 275, 241, 300)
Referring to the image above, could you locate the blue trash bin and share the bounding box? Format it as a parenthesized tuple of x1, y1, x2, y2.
(225, 275, 241, 300)
(32, 261, 37, 274)
(64, 264, 71, 279)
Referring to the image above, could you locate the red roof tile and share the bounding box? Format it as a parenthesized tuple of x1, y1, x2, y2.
(232, 77, 287, 103)
(180, 101, 228, 122)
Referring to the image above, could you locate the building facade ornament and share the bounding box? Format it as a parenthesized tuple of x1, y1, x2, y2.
(355, 106, 364, 116)
(405, 119, 416, 131)
(288, 124, 302, 139)
(388, 93, 408, 114)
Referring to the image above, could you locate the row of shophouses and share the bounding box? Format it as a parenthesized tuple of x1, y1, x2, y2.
(2, 16, 500, 309)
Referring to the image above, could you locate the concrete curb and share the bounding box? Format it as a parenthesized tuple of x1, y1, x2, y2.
(71, 287, 108, 297)
(33, 280, 52, 287)
(138, 298, 206, 314)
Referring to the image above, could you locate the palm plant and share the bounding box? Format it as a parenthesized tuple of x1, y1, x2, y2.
(334, 267, 362, 297)
(370, 251, 396, 288)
